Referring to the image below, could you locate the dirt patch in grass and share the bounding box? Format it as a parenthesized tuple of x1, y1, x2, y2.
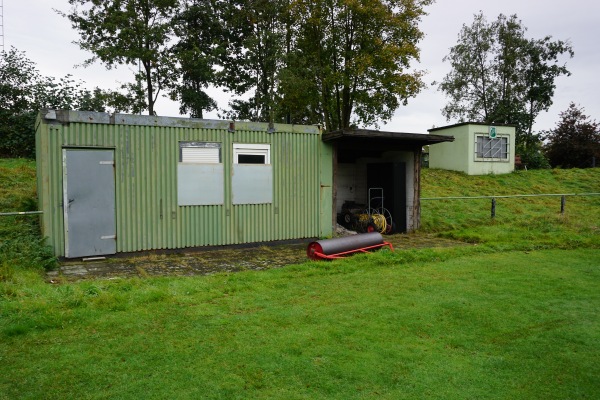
(48, 233, 470, 282)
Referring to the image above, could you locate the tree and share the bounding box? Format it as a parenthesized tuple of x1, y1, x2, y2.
(544, 103, 600, 168)
(60, 0, 179, 115)
(0, 48, 40, 157)
(286, 0, 432, 131)
(439, 12, 573, 151)
(276, 51, 324, 125)
(32, 75, 92, 111)
(168, 0, 224, 118)
(0, 48, 140, 158)
(212, 0, 432, 130)
(217, 0, 290, 122)
(0, 48, 41, 113)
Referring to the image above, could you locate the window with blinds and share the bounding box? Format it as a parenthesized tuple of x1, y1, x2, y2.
(179, 142, 221, 163)
(177, 142, 224, 206)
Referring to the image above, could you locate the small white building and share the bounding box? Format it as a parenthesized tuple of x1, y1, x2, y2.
(428, 122, 516, 175)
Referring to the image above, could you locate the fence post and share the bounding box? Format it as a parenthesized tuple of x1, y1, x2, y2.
(491, 197, 496, 219)
(561, 195, 566, 215)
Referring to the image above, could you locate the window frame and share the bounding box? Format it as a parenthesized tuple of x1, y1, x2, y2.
(233, 143, 270, 164)
(474, 134, 510, 162)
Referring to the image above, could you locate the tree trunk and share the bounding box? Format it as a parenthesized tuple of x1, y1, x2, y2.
(144, 61, 154, 116)
(342, 85, 351, 128)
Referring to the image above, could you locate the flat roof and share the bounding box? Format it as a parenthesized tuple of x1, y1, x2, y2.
(428, 122, 515, 132)
(322, 129, 454, 146)
(322, 129, 454, 163)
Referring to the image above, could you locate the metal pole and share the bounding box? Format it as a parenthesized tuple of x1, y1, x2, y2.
(0, 0, 4, 53)
(561, 195, 566, 215)
(491, 198, 496, 219)
(0, 211, 43, 217)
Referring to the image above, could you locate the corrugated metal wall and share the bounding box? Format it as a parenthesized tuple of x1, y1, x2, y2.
(36, 111, 331, 257)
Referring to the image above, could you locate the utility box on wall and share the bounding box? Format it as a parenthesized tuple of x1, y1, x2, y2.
(36, 110, 332, 258)
(428, 123, 516, 175)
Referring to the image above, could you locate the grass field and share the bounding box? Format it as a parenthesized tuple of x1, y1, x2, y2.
(1, 160, 599, 399)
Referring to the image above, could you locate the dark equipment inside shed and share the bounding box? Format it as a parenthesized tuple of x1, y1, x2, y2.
(367, 162, 406, 233)
(322, 129, 454, 233)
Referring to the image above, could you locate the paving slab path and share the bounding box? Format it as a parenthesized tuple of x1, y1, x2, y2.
(47, 233, 470, 282)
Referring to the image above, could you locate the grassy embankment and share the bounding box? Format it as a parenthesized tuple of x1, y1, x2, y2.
(1, 159, 599, 399)
(421, 167, 600, 249)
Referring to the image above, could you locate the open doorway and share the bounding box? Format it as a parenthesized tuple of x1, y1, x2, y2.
(367, 162, 407, 233)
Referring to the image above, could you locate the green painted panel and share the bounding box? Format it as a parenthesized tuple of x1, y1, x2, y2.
(178, 164, 225, 206)
(232, 165, 273, 204)
(35, 111, 327, 256)
(319, 142, 334, 238)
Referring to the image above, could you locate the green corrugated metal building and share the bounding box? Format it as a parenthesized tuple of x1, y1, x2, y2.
(36, 110, 453, 259)
(36, 110, 332, 258)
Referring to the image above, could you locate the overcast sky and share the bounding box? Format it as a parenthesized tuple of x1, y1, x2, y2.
(3, 0, 599, 133)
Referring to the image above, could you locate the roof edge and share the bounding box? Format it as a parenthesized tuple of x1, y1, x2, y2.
(322, 129, 454, 144)
(37, 109, 321, 134)
(428, 121, 516, 132)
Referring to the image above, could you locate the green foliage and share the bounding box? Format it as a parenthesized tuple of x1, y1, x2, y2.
(0, 111, 36, 158)
(216, 0, 290, 122)
(0, 160, 57, 279)
(276, 52, 324, 125)
(213, 0, 432, 130)
(543, 103, 600, 168)
(56, 0, 432, 128)
(439, 12, 574, 149)
(61, 0, 179, 115)
(284, 0, 432, 131)
(0, 48, 40, 157)
(0, 48, 140, 158)
(0, 48, 41, 112)
(516, 135, 551, 169)
(0, 227, 57, 276)
(169, 0, 222, 118)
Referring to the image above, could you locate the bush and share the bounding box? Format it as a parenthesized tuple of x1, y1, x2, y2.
(0, 111, 37, 158)
(518, 146, 550, 169)
(0, 222, 57, 276)
(0, 159, 57, 276)
(544, 103, 600, 168)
